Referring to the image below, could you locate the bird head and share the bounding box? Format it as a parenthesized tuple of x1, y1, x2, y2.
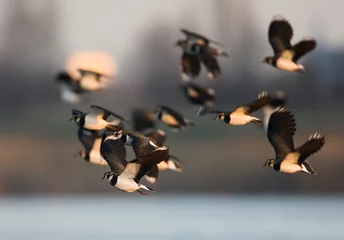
(102, 172, 113, 181)
(263, 159, 275, 168)
(214, 113, 225, 120)
(262, 57, 274, 65)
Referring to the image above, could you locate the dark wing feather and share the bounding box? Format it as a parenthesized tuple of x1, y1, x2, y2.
(144, 129, 167, 147)
(90, 105, 125, 121)
(157, 105, 187, 125)
(241, 91, 271, 114)
(130, 147, 169, 183)
(182, 52, 201, 78)
(145, 165, 159, 183)
(296, 133, 325, 163)
(181, 29, 209, 45)
(131, 108, 156, 132)
(77, 127, 98, 153)
(268, 17, 293, 56)
(124, 130, 158, 158)
(292, 39, 317, 62)
(267, 108, 296, 160)
(200, 54, 220, 80)
(100, 135, 127, 175)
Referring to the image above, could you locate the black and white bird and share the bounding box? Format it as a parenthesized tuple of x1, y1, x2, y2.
(74, 127, 108, 166)
(154, 105, 194, 131)
(263, 16, 317, 73)
(70, 105, 124, 131)
(198, 91, 270, 126)
(176, 29, 228, 80)
(262, 90, 287, 130)
(263, 108, 325, 174)
(180, 82, 216, 107)
(100, 130, 169, 195)
(143, 129, 182, 183)
(55, 69, 110, 104)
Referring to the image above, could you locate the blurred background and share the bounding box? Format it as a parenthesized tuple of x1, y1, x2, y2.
(0, 0, 343, 239)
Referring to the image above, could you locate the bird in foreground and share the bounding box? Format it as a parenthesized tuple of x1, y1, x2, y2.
(154, 105, 194, 131)
(100, 130, 169, 195)
(262, 90, 287, 131)
(74, 127, 108, 166)
(143, 129, 182, 184)
(263, 108, 325, 174)
(263, 15, 317, 73)
(180, 81, 216, 107)
(176, 29, 228, 80)
(198, 91, 270, 126)
(55, 69, 110, 104)
(70, 105, 124, 131)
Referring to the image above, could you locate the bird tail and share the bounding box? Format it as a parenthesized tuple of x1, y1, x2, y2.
(139, 184, 155, 192)
(301, 161, 316, 175)
(250, 116, 262, 123)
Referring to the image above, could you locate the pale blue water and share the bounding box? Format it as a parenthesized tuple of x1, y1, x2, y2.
(0, 195, 343, 240)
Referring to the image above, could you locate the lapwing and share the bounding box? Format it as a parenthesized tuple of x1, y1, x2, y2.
(70, 105, 124, 131)
(55, 69, 110, 104)
(143, 129, 182, 183)
(176, 29, 228, 80)
(198, 91, 270, 126)
(263, 16, 317, 73)
(74, 127, 108, 166)
(100, 130, 169, 195)
(180, 82, 216, 107)
(262, 90, 287, 131)
(154, 105, 194, 131)
(131, 108, 157, 133)
(263, 108, 325, 174)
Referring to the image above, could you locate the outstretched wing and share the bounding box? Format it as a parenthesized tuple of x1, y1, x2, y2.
(181, 52, 201, 78)
(131, 108, 157, 132)
(240, 91, 271, 114)
(144, 129, 167, 147)
(89, 105, 125, 121)
(292, 38, 317, 62)
(268, 16, 293, 56)
(296, 133, 325, 163)
(267, 108, 296, 160)
(100, 133, 127, 175)
(200, 54, 220, 80)
(77, 127, 99, 153)
(181, 29, 209, 45)
(128, 147, 169, 183)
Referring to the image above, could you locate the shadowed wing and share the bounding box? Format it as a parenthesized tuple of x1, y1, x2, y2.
(77, 127, 99, 153)
(238, 91, 271, 114)
(100, 134, 127, 175)
(144, 129, 167, 147)
(200, 54, 220, 80)
(268, 17, 293, 56)
(131, 108, 157, 132)
(182, 52, 201, 78)
(292, 38, 317, 62)
(267, 108, 296, 160)
(296, 133, 325, 163)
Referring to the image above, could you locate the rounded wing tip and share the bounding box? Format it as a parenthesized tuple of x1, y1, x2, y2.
(258, 90, 268, 99)
(309, 132, 325, 141)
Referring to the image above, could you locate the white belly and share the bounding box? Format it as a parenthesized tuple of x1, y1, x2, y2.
(279, 163, 302, 173)
(84, 116, 108, 130)
(161, 113, 180, 126)
(115, 173, 140, 192)
(230, 113, 252, 125)
(276, 59, 299, 72)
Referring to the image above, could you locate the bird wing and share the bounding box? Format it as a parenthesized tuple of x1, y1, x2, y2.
(180, 29, 209, 45)
(144, 129, 167, 147)
(89, 105, 125, 121)
(239, 91, 271, 114)
(144, 165, 159, 184)
(124, 130, 158, 158)
(291, 38, 317, 62)
(267, 108, 296, 160)
(200, 53, 220, 80)
(77, 127, 99, 153)
(268, 16, 293, 56)
(100, 134, 127, 175)
(181, 52, 201, 78)
(131, 108, 157, 132)
(296, 133, 325, 163)
(126, 147, 169, 183)
(156, 105, 187, 125)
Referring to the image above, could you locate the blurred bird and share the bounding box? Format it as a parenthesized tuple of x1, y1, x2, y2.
(198, 91, 270, 126)
(74, 127, 108, 166)
(154, 105, 194, 131)
(131, 108, 157, 133)
(144, 129, 182, 183)
(70, 105, 124, 131)
(100, 130, 169, 195)
(262, 90, 287, 130)
(55, 69, 110, 104)
(263, 108, 325, 174)
(263, 16, 317, 73)
(180, 82, 216, 107)
(176, 29, 228, 80)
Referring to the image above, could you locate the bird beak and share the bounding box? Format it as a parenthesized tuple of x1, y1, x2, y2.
(213, 116, 218, 120)
(262, 163, 267, 167)
(69, 116, 73, 121)
(73, 151, 80, 158)
(101, 176, 105, 180)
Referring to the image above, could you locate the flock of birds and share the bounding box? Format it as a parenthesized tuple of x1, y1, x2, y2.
(55, 16, 325, 195)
